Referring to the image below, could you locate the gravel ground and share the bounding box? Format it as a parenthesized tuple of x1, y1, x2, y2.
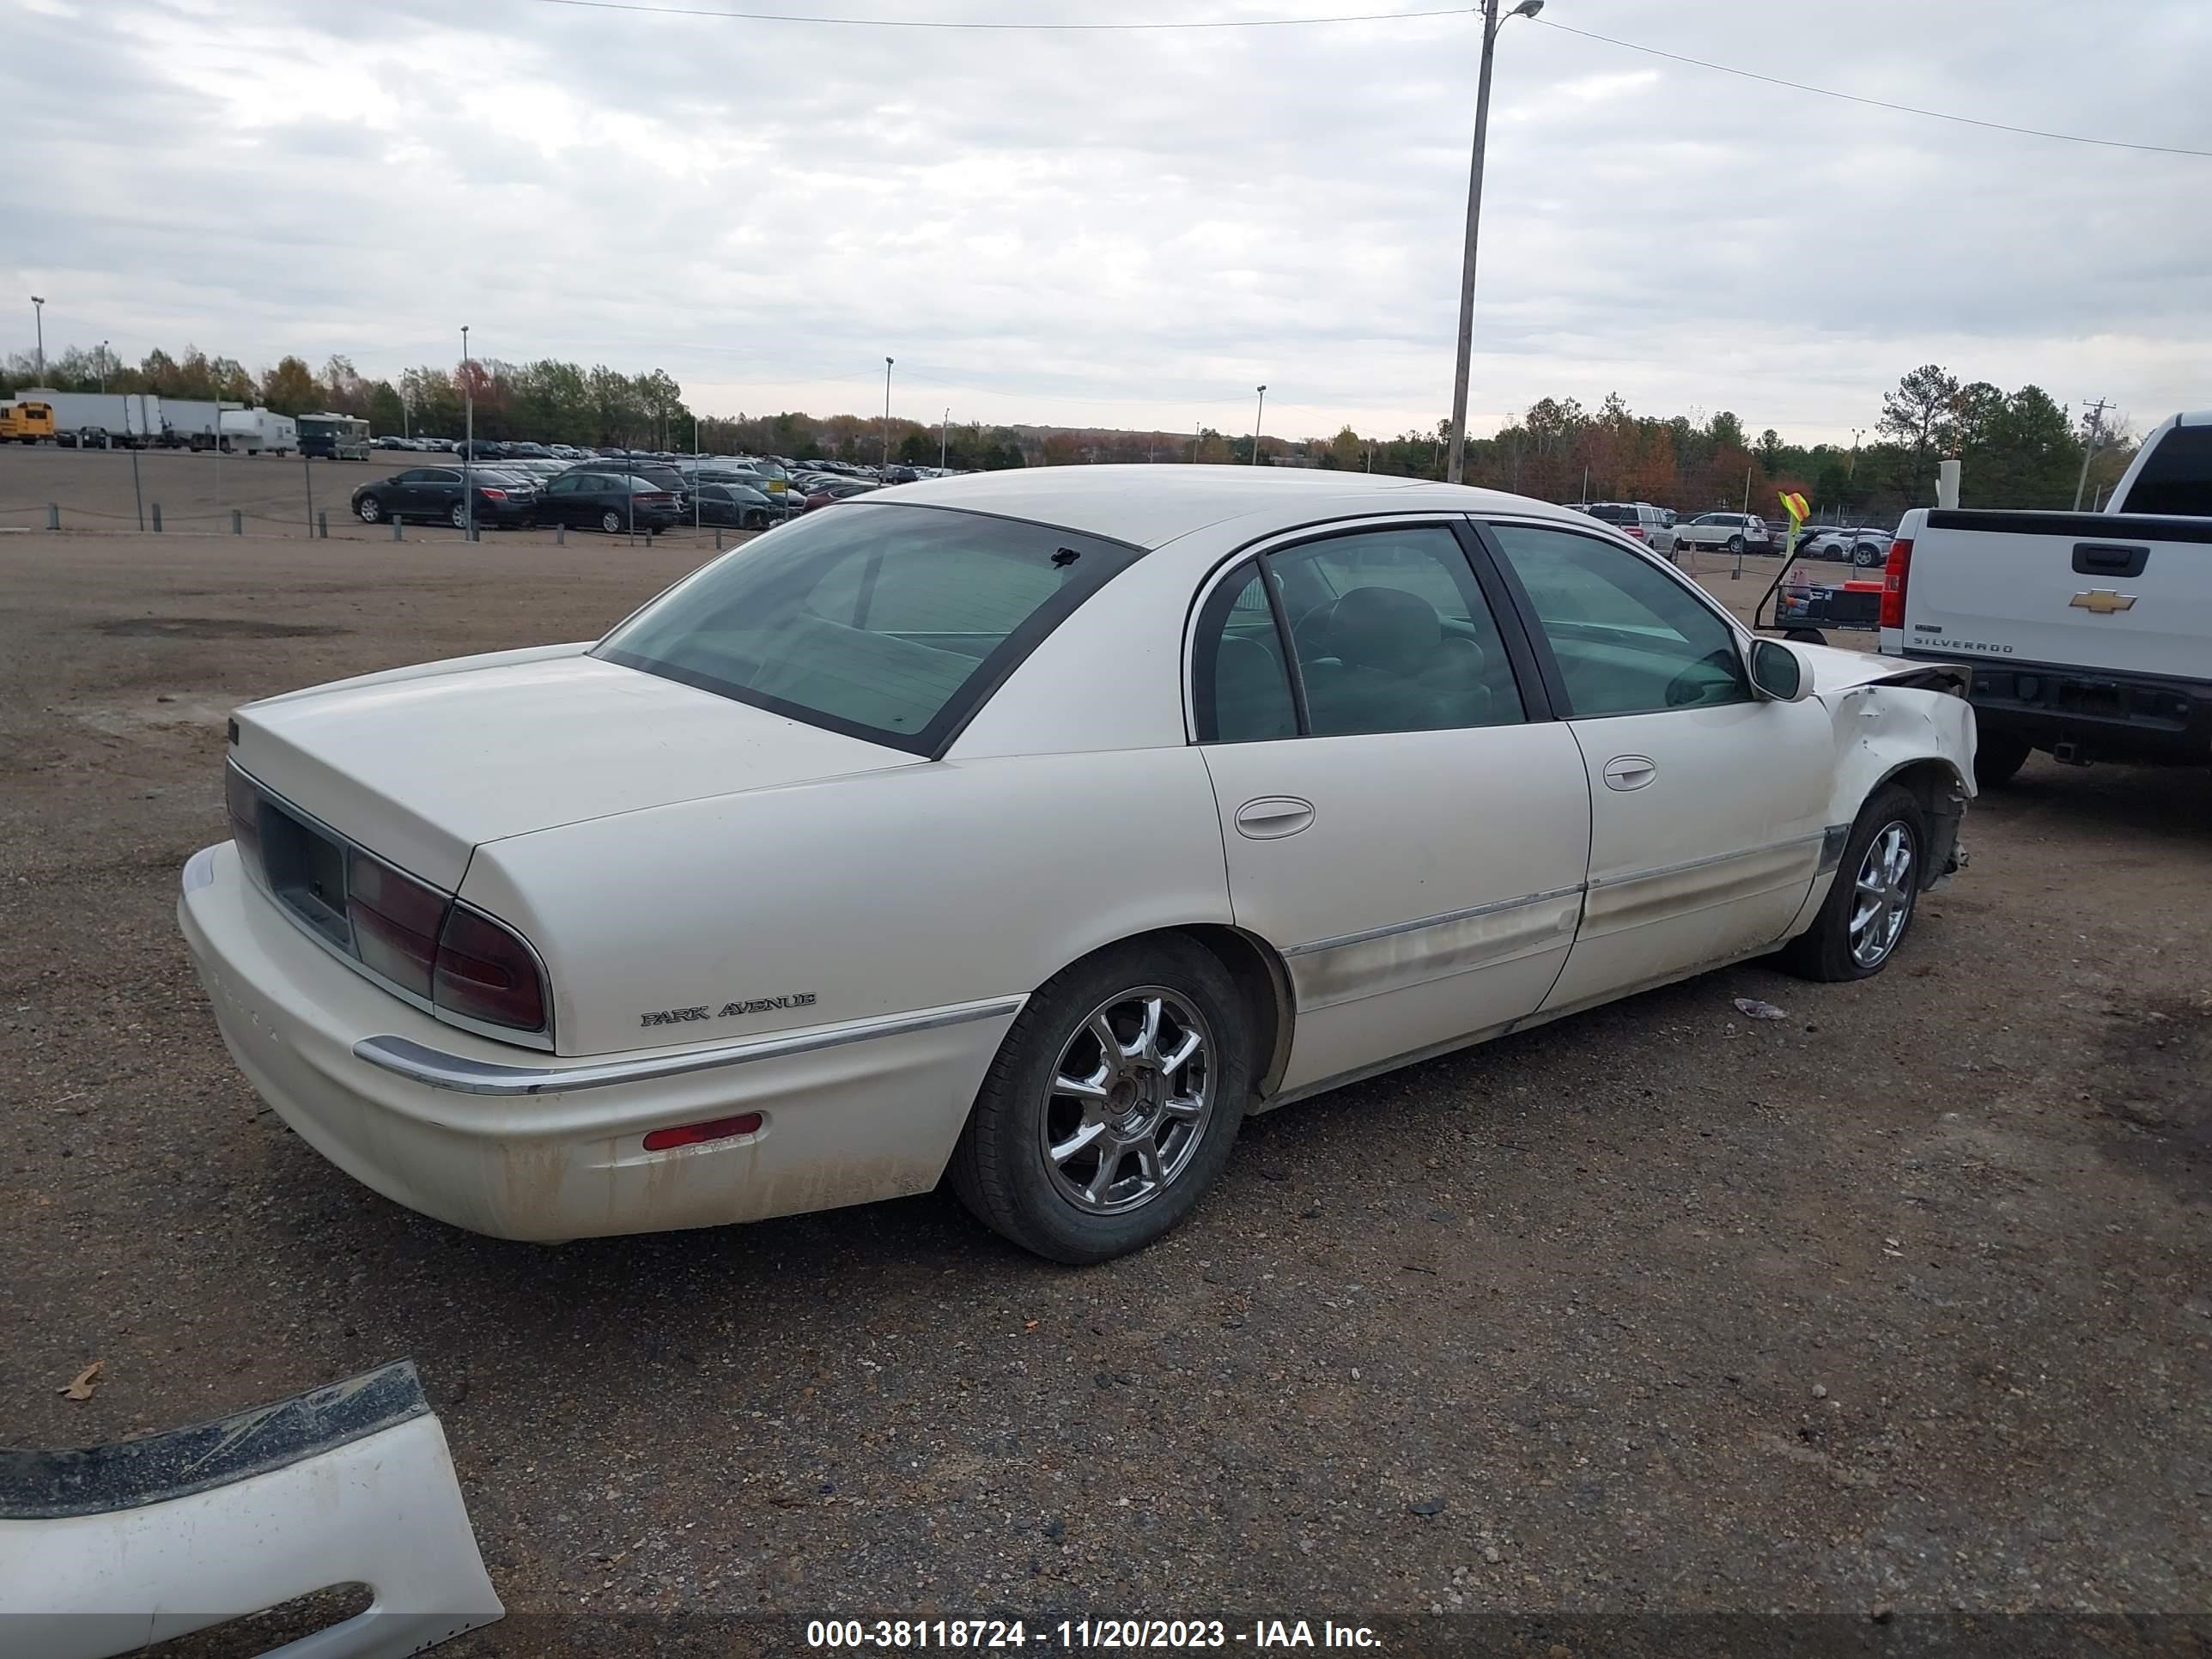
(1, 523, 2206, 1654)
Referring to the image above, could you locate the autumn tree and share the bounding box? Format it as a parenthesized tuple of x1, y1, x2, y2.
(258, 356, 324, 416)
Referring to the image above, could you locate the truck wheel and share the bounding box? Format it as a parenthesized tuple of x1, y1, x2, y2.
(1784, 628, 1827, 646)
(1776, 784, 1926, 983)
(1973, 733, 2033, 788)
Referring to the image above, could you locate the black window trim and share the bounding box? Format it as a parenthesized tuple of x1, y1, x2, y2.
(1185, 513, 1553, 744)
(1470, 514, 1754, 720)
(593, 499, 1146, 763)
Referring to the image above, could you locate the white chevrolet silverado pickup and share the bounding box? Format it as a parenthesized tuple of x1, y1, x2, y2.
(1880, 409, 2212, 786)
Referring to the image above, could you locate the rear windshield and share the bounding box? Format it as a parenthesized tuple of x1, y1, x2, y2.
(1585, 504, 1636, 523)
(594, 501, 1140, 756)
(2119, 423, 2212, 517)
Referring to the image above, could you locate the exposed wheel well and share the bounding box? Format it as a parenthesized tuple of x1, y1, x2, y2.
(1048, 925, 1294, 1108)
(1875, 758, 1970, 882)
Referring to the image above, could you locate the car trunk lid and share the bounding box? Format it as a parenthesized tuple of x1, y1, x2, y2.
(231, 650, 915, 889)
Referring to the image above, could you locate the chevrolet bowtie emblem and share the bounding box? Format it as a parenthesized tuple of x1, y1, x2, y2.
(2069, 589, 2137, 615)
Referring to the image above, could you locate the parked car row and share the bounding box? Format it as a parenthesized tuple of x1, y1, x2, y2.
(1796, 524, 1894, 566)
(344, 451, 897, 534)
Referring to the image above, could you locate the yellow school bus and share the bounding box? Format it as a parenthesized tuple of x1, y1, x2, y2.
(0, 400, 57, 442)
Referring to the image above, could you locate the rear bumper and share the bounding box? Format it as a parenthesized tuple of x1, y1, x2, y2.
(178, 841, 1018, 1241)
(1910, 651, 2212, 763)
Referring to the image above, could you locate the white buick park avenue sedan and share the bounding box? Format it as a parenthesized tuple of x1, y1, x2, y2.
(179, 468, 1976, 1261)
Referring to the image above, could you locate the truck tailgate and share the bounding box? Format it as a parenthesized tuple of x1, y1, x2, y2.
(1904, 510, 2212, 678)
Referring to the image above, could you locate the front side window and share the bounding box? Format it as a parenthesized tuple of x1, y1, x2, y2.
(596, 501, 1139, 756)
(1486, 523, 1748, 717)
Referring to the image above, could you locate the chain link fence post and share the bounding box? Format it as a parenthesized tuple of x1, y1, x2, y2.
(152, 503, 163, 532)
(318, 510, 328, 539)
(232, 509, 242, 536)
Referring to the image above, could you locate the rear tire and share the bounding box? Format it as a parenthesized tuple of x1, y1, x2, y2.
(1727, 534, 1746, 555)
(1853, 543, 1884, 568)
(1777, 784, 1926, 982)
(1973, 732, 2033, 788)
(949, 937, 1252, 1263)
(601, 510, 623, 534)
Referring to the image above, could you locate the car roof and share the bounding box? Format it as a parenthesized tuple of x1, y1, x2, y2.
(881, 465, 1590, 550)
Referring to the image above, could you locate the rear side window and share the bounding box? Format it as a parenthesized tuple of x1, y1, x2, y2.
(596, 501, 1139, 756)
(2119, 424, 2212, 516)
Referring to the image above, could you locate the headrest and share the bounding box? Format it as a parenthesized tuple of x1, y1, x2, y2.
(1328, 586, 1440, 671)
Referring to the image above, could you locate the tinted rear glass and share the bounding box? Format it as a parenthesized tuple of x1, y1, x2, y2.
(1586, 504, 1635, 523)
(2119, 423, 2212, 516)
(594, 501, 1140, 756)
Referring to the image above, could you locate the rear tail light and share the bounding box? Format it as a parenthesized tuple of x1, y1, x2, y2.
(477, 488, 507, 501)
(1880, 537, 1914, 629)
(346, 852, 444, 997)
(225, 762, 550, 1037)
(224, 763, 263, 873)
(434, 906, 548, 1034)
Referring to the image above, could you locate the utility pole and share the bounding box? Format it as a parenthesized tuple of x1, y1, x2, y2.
(882, 357, 894, 472)
(1251, 386, 1267, 465)
(29, 296, 44, 382)
(1445, 0, 1544, 484)
(1193, 422, 1201, 465)
(940, 407, 950, 471)
(462, 325, 474, 541)
(2073, 397, 2112, 511)
(99, 339, 109, 392)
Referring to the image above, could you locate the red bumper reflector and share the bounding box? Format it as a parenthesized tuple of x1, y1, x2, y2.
(643, 1113, 764, 1152)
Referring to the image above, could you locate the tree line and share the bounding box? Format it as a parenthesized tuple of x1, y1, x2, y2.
(4, 340, 2136, 516)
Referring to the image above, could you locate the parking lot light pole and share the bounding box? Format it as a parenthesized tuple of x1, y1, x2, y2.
(99, 340, 109, 392)
(940, 407, 950, 471)
(883, 358, 894, 473)
(30, 296, 44, 382)
(461, 325, 473, 541)
(1251, 386, 1266, 465)
(1445, 0, 1543, 486)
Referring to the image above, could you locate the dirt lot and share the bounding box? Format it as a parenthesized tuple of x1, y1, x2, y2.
(2, 518, 2207, 1653)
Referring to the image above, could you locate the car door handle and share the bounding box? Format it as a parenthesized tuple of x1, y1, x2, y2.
(1234, 796, 1316, 839)
(1601, 756, 1657, 792)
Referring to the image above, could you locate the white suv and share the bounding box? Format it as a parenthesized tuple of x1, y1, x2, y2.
(1580, 501, 1679, 558)
(1675, 511, 1773, 555)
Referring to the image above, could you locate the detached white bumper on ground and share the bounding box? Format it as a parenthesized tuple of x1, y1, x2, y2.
(0, 1361, 499, 1659)
(177, 841, 1020, 1242)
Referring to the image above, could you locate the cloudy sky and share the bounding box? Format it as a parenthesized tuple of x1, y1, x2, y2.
(5, 0, 2208, 443)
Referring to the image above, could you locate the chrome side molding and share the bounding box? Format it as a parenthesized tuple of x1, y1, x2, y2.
(356, 996, 1025, 1097)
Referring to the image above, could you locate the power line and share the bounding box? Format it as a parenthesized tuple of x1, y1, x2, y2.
(515, 0, 2212, 158)
(1529, 18, 2212, 160)
(523, 0, 1475, 30)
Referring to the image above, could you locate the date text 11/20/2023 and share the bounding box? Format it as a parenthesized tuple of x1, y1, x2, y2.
(804, 1620, 1383, 1649)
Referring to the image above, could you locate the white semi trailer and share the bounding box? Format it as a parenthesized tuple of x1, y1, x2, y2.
(15, 388, 163, 448)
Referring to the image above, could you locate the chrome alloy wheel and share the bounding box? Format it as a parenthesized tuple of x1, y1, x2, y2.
(1040, 988, 1215, 1216)
(1849, 820, 1917, 969)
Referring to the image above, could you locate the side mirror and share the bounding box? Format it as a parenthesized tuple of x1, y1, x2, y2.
(1747, 636, 1810, 702)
